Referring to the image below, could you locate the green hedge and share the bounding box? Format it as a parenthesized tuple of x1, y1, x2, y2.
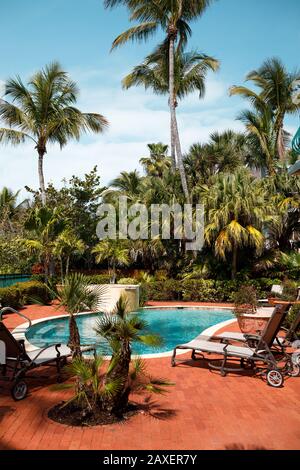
(0, 281, 50, 309)
(142, 278, 282, 303)
(86, 274, 111, 284)
(118, 277, 139, 285)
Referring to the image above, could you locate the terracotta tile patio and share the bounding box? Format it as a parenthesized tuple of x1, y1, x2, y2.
(0, 303, 299, 450)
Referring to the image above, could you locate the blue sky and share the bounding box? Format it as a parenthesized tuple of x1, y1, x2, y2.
(0, 0, 299, 194)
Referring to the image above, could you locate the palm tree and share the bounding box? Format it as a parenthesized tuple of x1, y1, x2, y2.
(92, 239, 130, 283)
(106, 170, 143, 203)
(53, 228, 85, 282)
(0, 187, 28, 231)
(230, 57, 300, 163)
(95, 295, 166, 415)
(185, 131, 248, 190)
(139, 143, 172, 177)
(23, 206, 66, 277)
(237, 107, 277, 176)
(200, 169, 273, 279)
(105, 0, 215, 200)
(0, 62, 108, 205)
(122, 44, 219, 199)
(57, 273, 107, 358)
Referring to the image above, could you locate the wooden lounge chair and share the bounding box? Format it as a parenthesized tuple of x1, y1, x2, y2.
(171, 303, 299, 387)
(0, 321, 96, 400)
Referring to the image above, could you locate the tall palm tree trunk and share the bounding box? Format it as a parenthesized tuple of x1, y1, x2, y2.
(168, 30, 190, 201)
(232, 242, 238, 280)
(68, 314, 82, 359)
(37, 149, 47, 206)
(174, 112, 190, 202)
(168, 34, 177, 170)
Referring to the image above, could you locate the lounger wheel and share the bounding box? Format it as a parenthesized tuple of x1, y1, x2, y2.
(11, 380, 28, 401)
(266, 370, 283, 388)
(288, 363, 300, 377)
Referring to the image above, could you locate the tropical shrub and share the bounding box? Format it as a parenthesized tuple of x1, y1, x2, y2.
(233, 285, 258, 316)
(284, 304, 300, 331)
(86, 274, 111, 285)
(0, 281, 50, 308)
(117, 277, 139, 285)
(182, 279, 216, 302)
(281, 279, 299, 301)
(141, 278, 281, 303)
(144, 280, 182, 301)
(15, 281, 51, 305)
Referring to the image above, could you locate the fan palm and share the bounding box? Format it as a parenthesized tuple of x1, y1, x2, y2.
(185, 131, 248, 189)
(200, 169, 274, 279)
(105, 0, 215, 200)
(56, 273, 108, 359)
(0, 62, 108, 205)
(230, 57, 300, 162)
(139, 143, 172, 177)
(95, 295, 166, 415)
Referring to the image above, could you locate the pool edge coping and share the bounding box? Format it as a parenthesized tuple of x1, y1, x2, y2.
(12, 308, 236, 358)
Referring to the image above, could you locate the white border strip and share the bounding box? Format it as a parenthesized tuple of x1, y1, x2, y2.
(12, 308, 236, 358)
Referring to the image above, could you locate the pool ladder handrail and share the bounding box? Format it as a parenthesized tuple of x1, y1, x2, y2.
(0, 306, 32, 328)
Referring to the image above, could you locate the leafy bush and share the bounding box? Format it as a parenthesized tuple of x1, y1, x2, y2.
(142, 277, 282, 303)
(233, 285, 258, 316)
(118, 277, 139, 285)
(0, 286, 22, 308)
(85, 274, 111, 285)
(0, 281, 50, 308)
(182, 279, 216, 302)
(281, 279, 299, 301)
(144, 280, 181, 301)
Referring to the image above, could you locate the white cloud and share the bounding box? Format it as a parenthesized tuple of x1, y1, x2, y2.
(0, 71, 242, 198)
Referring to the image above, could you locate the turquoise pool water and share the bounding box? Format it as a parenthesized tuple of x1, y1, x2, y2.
(0, 274, 31, 288)
(26, 308, 233, 355)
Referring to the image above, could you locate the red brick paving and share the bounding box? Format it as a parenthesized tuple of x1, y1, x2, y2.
(0, 303, 299, 450)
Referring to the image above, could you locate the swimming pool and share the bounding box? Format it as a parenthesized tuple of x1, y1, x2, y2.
(26, 308, 234, 356)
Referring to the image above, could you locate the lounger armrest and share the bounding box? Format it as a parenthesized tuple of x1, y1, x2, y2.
(209, 335, 230, 343)
(244, 334, 260, 341)
(29, 343, 62, 365)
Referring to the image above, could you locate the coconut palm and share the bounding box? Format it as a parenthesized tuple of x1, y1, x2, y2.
(57, 273, 108, 359)
(230, 57, 300, 162)
(123, 44, 219, 199)
(95, 295, 167, 415)
(200, 169, 274, 279)
(106, 170, 143, 203)
(92, 239, 130, 283)
(237, 107, 278, 176)
(0, 62, 108, 205)
(105, 0, 215, 200)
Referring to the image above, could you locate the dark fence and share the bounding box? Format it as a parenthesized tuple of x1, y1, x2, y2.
(0, 274, 31, 288)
